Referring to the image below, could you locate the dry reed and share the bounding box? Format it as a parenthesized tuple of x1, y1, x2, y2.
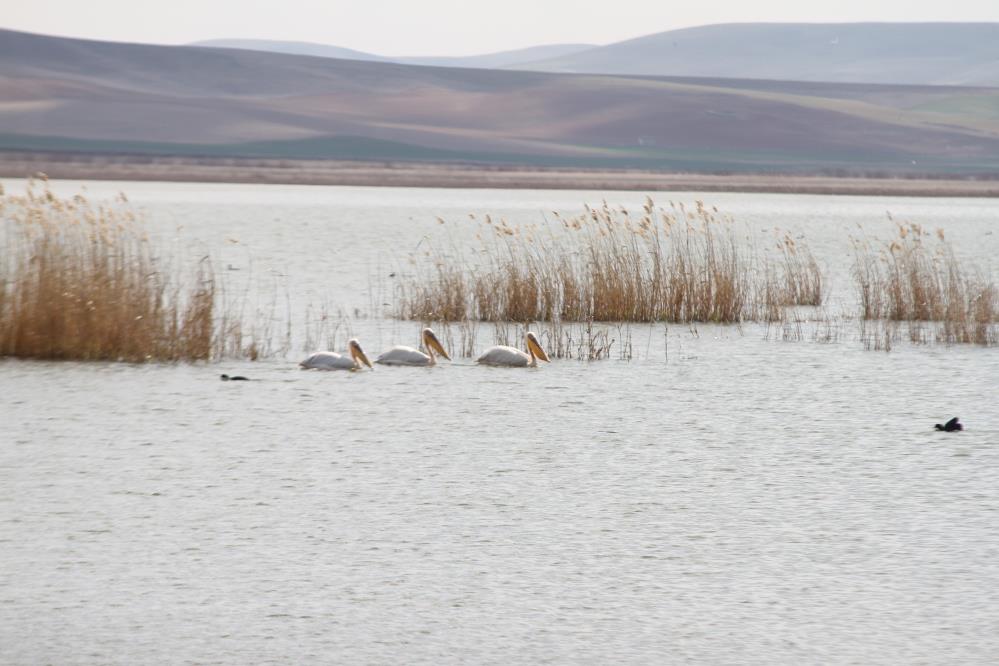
(397, 199, 824, 325)
(852, 221, 997, 345)
(0, 177, 250, 361)
(756, 232, 823, 321)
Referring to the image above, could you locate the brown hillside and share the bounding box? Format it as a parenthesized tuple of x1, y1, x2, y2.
(2, 29, 999, 174)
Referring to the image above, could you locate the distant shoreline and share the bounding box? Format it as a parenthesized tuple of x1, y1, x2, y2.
(3, 153, 999, 197)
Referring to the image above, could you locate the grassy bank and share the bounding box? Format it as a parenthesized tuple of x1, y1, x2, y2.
(4, 154, 999, 197)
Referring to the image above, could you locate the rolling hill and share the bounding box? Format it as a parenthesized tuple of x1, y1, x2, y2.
(191, 39, 392, 63)
(517, 23, 999, 87)
(192, 39, 595, 70)
(2, 28, 999, 175)
(192, 23, 999, 87)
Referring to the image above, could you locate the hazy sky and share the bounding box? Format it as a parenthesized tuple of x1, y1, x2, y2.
(5, 0, 999, 56)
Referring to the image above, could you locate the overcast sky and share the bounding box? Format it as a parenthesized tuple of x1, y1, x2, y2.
(5, 0, 999, 56)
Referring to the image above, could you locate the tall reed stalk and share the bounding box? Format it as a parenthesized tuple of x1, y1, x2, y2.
(0, 178, 247, 361)
(756, 233, 823, 321)
(852, 221, 997, 345)
(397, 199, 823, 324)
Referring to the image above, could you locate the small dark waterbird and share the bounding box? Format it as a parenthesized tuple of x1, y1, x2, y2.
(934, 417, 963, 432)
(220, 374, 249, 381)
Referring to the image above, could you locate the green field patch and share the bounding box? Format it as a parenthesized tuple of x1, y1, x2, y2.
(907, 93, 999, 121)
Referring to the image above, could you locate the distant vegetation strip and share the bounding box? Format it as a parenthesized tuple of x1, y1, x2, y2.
(4, 134, 999, 176)
(0, 134, 471, 163)
(6, 154, 999, 197)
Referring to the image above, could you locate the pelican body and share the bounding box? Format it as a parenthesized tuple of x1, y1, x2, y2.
(376, 328, 451, 366)
(300, 338, 373, 371)
(477, 331, 550, 367)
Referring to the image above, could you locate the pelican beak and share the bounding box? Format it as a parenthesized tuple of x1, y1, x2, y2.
(425, 330, 451, 361)
(351, 342, 373, 369)
(527, 335, 550, 363)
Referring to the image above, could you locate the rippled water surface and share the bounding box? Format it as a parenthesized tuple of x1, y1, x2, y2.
(2, 182, 998, 664)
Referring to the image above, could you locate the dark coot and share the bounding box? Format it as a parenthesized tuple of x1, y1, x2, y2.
(934, 417, 962, 432)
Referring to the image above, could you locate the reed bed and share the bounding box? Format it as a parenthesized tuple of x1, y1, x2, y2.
(397, 199, 824, 325)
(852, 221, 998, 345)
(763, 306, 843, 344)
(494, 319, 627, 361)
(5, 179, 992, 364)
(302, 300, 361, 355)
(756, 233, 824, 322)
(0, 178, 252, 361)
(413, 319, 627, 361)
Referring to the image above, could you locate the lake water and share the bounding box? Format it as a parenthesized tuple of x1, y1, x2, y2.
(2, 181, 998, 664)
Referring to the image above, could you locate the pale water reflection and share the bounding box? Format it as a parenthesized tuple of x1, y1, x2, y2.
(1, 182, 998, 664)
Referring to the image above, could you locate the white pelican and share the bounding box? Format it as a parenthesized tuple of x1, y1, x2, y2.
(477, 331, 551, 367)
(376, 328, 451, 366)
(299, 338, 373, 371)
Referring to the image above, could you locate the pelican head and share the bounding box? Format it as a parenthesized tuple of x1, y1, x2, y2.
(422, 328, 451, 361)
(526, 331, 550, 363)
(349, 338, 373, 369)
